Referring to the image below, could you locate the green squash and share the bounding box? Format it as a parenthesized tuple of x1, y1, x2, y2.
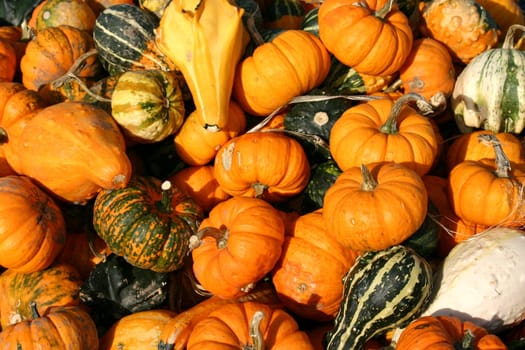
(452, 24, 525, 134)
(402, 202, 440, 259)
(325, 245, 434, 350)
(304, 159, 342, 209)
(301, 7, 319, 36)
(92, 176, 204, 273)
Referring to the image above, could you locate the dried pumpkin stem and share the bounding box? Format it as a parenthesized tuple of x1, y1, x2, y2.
(248, 311, 266, 350)
(503, 24, 525, 49)
(158, 180, 173, 213)
(189, 226, 229, 251)
(375, 0, 395, 18)
(379, 92, 429, 134)
(51, 49, 98, 88)
(477, 133, 512, 178)
(360, 164, 378, 191)
(456, 329, 476, 350)
(29, 301, 40, 319)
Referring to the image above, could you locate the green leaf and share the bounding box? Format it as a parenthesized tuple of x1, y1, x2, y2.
(0, 0, 43, 26)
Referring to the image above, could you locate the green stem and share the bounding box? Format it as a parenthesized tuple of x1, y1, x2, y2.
(379, 92, 429, 134)
(360, 164, 378, 191)
(159, 180, 173, 213)
(248, 311, 266, 350)
(30, 301, 40, 319)
(375, 0, 396, 19)
(455, 329, 476, 350)
(477, 133, 511, 178)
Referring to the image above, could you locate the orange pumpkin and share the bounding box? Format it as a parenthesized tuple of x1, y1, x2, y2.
(190, 196, 286, 299)
(186, 301, 314, 349)
(395, 315, 508, 349)
(399, 38, 456, 99)
(233, 29, 331, 116)
(329, 93, 441, 176)
(0, 303, 99, 350)
(271, 210, 360, 321)
(214, 131, 311, 202)
(0, 175, 66, 273)
(31, 0, 97, 32)
(323, 162, 428, 252)
(318, 0, 413, 76)
(0, 38, 17, 82)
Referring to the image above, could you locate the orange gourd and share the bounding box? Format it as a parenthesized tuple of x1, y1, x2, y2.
(0, 38, 17, 82)
(31, 0, 97, 32)
(190, 196, 286, 299)
(318, 0, 413, 76)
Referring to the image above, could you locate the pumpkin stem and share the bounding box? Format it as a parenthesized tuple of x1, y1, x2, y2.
(360, 164, 378, 191)
(189, 226, 229, 251)
(252, 182, 269, 199)
(248, 311, 266, 350)
(379, 92, 430, 134)
(375, 0, 396, 19)
(158, 180, 173, 213)
(29, 301, 40, 319)
(477, 133, 512, 178)
(49, 49, 98, 89)
(456, 329, 476, 350)
(502, 24, 525, 49)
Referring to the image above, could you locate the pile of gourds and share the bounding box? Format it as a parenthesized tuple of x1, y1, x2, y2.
(1, 0, 525, 349)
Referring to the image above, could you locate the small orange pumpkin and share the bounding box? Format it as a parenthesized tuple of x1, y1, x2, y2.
(0, 38, 17, 82)
(32, 0, 97, 32)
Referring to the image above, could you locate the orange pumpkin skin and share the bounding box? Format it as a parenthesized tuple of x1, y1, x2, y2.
(168, 165, 231, 213)
(395, 315, 508, 349)
(323, 162, 428, 252)
(9, 101, 132, 204)
(271, 210, 360, 321)
(214, 131, 311, 202)
(33, 0, 97, 32)
(191, 196, 286, 299)
(174, 100, 246, 166)
(187, 301, 314, 349)
(0, 175, 66, 273)
(20, 25, 100, 91)
(318, 0, 413, 76)
(233, 29, 331, 116)
(399, 38, 456, 99)
(0, 304, 99, 350)
(0, 39, 17, 82)
(329, 96, 441, 176)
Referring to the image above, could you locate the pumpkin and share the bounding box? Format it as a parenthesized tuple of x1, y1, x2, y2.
(318, 0, 413, 76)
(323, 162, 428, 252)
(325, 245, 434, 350)
(0, 303, 99, 350)
(399, 38, 456, 99)
(86, 0, 136, 15)
(233, 29, 331, 117)
(0, 263, 82, 329)
(38, 76, 95, 105)
(156, 0, 249, 131)
(271, 210, 360, 321)
(395, 315, 508, 349)
(0, 38, 16, 82)
(452, 24, 525, 134)
(167, 165, 231, 213)
(111, 69, 185, 143)
(93, 176, 204, 272)
(329, 93, 441, 176)
(99, 309, 177, 350)
(186, 301, 314, 349)
(20, 25, 100, 91)
(0, 175, 66, 273)
(32, 0, 97, 32)
(448, 133, 525, 227)
(174, 100, 247, 166)
(421, 226, 525, 333)
(93, 4, 175, 75)
(263, 0, 306, 30)
(418, 0, 499, 64)
(213, 131, 311, 202)
(3, 101, 132, 204)
(190, 196, 286, 299)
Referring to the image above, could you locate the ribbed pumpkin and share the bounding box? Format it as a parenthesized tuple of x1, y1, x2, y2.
(214, 131, 311, 202)
(20, 25, 100, 91)
(452, 24, 525, 134)
(233, 29, 331, 116)
(271, 210, 360, 321)
(0, 263, 82, 329)
(0, 37, 17, 82)
(0, 303, 99, 350)
(190, 196, 286, 299)
(93, 176, 204, 272)
(318, 0, 413, 76)
(0, 175, 66, 273)
(111, 69, 185, 143)
(329, 93, 441, 176)
(32, 0, 97, 32)
(323, 162, 428, 252)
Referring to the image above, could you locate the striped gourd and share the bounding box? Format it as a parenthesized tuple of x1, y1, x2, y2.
(111, 69, 185, 143)
(301, 7, 319, 36)
(93, 4, 174, 75)
(452, 24, 525, 134)
(325, 245, 434, 350)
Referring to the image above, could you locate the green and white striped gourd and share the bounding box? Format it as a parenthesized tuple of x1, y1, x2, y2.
(325, 245, 434, 350)
(452, 24, 525, 134)
(93, 4, 174, 75)
(111, 69, 185, 143)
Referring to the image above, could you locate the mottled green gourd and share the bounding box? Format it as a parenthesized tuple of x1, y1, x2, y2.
(325, 245, 434, 350)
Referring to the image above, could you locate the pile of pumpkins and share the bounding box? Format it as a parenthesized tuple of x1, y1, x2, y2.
(1, 0, 525, 348)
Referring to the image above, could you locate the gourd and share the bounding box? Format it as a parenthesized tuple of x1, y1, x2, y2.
(421, 226, 525, 333)
(0, 35, 17, 82)
(263, 0, 306, 29)
(324, 245, 434, 350)
(111, 69, 185, 143)
(156, 0, 249, 131)
(452, 24, 525, 134)
(93, 176, 204, 272)
(304, 159, 342, 208)
(93, 4, 175, 75)
(32, 0, 97, 32)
